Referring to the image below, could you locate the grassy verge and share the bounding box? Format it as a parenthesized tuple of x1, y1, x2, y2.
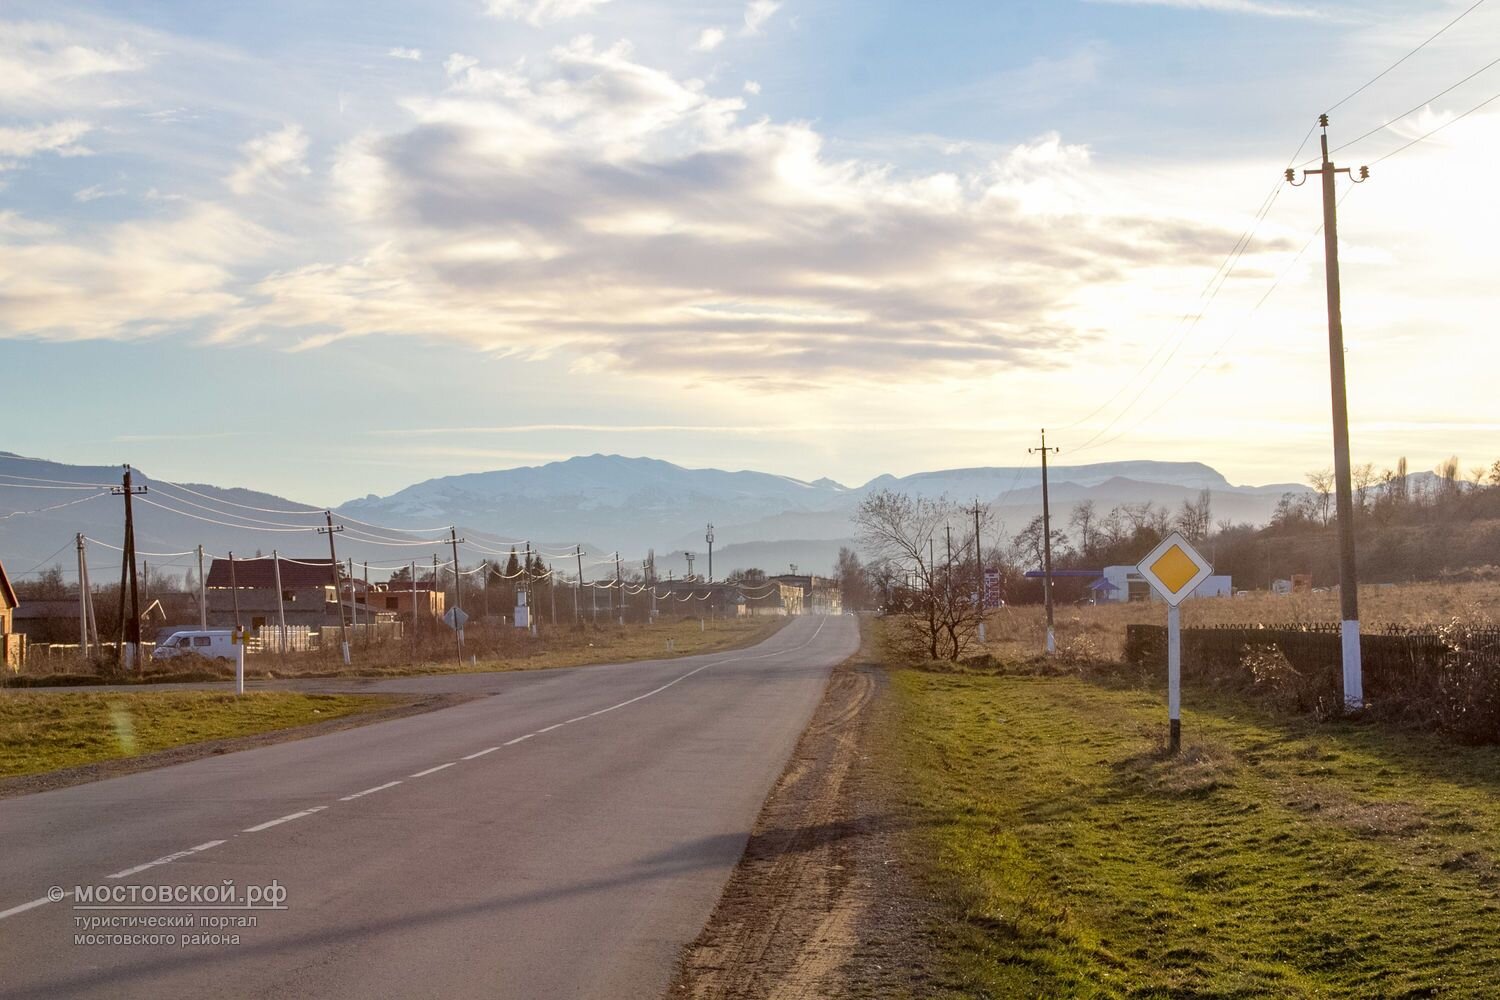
(880, 646, 1500, 996)
(9, 615, 789, 684)
(0, 691, 391, 777)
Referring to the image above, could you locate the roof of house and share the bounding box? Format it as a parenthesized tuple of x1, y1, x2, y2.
(206, 557, 337, 589)
(0, 557, 16, 611)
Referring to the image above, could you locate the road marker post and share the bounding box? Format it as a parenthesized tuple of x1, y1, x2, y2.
(232, 626, 247, 695)
(1135, 531, 1214, 754)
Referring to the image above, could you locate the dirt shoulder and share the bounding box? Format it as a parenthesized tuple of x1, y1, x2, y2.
(669, 621, 941, 999)
(0, 692, 472, 799)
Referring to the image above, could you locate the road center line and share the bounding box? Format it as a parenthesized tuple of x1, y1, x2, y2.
(503, 734, 535, 745)
(461, 747, 500, 760)
(0, 893, 70, 921)
(243, 806, 326, 833)
(536, 724, 563, 733)
(106, 839, 227, 880)
(339, 780, 403, 801)
(409, 762, 457, 778)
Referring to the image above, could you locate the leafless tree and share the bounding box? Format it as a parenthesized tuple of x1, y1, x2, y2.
(854, 489, 990, 662)
(1069, 500, 1098, 558)
(1307, 468, 1334, 526)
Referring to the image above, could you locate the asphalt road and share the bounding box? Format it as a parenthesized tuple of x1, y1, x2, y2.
(0, 614, 858, 999)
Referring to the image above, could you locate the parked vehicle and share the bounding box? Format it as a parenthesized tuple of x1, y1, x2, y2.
(150, 629, 237, 662)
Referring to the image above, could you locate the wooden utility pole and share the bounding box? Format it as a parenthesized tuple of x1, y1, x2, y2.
(112, 466, 146, 669)
(966, 500, 986, 643)
(549, 563, 557, 626)
(575, 546, 584, 624)
(1287, 115, 1370, 710)
(273, 550, 288, 656)
(616, 552, 624, 625)
(229, 551, 241, 628)
(197, 544, 207, 629)
(318, 512, 349, 664)
(450, 527, 465, 662)
(1030, 430, 1060, 655)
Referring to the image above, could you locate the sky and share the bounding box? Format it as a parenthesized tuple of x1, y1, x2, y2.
(2, 0, 1498, 506)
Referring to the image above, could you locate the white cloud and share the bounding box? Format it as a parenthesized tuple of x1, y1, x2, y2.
(223, 41, 1250, 384)
(0, 119, 92, 168)
(695, 27, 726, 52)
(742, 0, 783, 35)
(743, 80, 761, 95)
(227, 125, 311, 195)
(1086, 0, 1329, 19)
(0, 203, 268, 339)
(484, 0, 612, 26)
(74, 183, 124, 202)
(0, 21, 145, 109)
(388, 47, 423, 61)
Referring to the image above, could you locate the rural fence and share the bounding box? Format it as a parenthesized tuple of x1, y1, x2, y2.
(1125, 622, 1500, 741)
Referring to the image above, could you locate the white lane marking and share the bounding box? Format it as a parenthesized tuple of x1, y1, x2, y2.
(0, 893, 69, 921)
(564, 716, 589, 724)
(339, 780, 402, 801)
(503, 734, 535, 746)
(242, 806, 326, 833)
(535, 724, 562, 733)
(107, 840, 226, 879)
(409, 762, 457, 778)
(461, 747, 500, 760)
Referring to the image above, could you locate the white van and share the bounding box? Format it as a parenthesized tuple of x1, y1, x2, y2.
(151, 629, 237, 662)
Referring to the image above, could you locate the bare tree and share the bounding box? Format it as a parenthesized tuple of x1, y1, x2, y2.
(1307, 468, 1334, 526)
(1175, 489, 1212, 543)
(855, 490, 989, 662)
(1069, 500, 1098, 558)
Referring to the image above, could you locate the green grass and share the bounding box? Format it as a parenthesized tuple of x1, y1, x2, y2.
(0, 691, 390, 777)
(884, 666, 1500, 998)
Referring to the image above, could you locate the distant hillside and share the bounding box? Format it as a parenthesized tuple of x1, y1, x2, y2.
(1, 451, 1311, 583)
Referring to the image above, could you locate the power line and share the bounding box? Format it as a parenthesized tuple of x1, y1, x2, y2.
(0, 491, 110, 520)
(149, 479, 326, 516)
(1371, 85, 1500, 163)
(1309, 53, 1500, 165)
(1325, 0, 1492, 114)
(134, 496, 321, 532)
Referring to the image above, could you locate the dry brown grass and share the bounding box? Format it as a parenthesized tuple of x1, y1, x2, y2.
(978, 581, 1500, 664)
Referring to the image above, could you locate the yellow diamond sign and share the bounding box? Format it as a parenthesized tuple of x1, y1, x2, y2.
(1136, 531, 1213, 606)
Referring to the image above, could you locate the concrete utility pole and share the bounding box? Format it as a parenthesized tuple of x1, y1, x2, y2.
(1287, 115, 1370, 710)
(705, 524, 714, 582)
(318, 512, 349, 664)
(615, 552, 624, 626)
(197, 545, 207, 630)
(1030, 430, 1060, 655)
(112, 466, 146, 670)
(76, 533, 88, 656)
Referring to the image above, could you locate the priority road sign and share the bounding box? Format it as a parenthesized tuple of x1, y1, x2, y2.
(1136, 531, 1213, 606)
(442, 607, 469, 631)
(1135, 531, 1214, 753)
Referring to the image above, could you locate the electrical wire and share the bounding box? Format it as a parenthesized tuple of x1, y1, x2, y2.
(1078, 185, 1357, 454)
(0, 491, 111, 521)
(1325, 0, 1492, 115)
(1370, 85, 1500, 163)
(1309, 53, 1500, 166)
(83, 537, 198, 558)
(134, 496, 320, 532)
(0, 470, 116, 487)
(150, 479, 325, 516)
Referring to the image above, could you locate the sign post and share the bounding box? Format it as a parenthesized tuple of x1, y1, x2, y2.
(1135, 531, 1214, 754)
(231, 626, 247, 695)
